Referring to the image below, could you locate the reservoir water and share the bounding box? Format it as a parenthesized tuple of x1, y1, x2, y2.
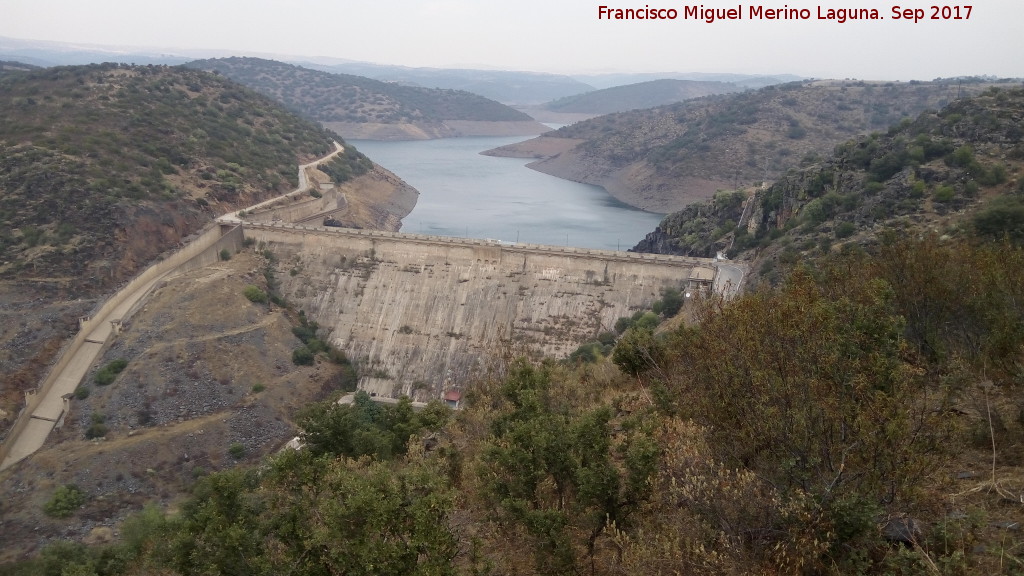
(350, 136, 664, 252)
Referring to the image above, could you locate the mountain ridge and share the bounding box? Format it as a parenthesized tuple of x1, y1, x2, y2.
(487, 78, 1019, 212)
(183, 57, 551, 140)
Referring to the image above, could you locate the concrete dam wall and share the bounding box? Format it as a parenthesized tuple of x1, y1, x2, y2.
(243, 223, 716, 399)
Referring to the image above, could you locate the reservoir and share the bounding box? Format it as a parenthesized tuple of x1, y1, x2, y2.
(350, 136, 664, 251)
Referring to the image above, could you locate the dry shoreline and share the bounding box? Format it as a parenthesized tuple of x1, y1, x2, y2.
(484, 135, 729, 214)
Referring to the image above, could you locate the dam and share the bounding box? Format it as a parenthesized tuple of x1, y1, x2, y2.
(245, 222, 718, 399)
(1, 143, 728, 469)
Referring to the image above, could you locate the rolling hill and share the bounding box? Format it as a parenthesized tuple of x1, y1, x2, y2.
(486, 78, 1017, 212)
(632, 86, 1024, 279)
(184, 57, 550, 140)
(542, 78, 742, 115)
(301, 59, 595, 105)
(0, 62, 408, 440)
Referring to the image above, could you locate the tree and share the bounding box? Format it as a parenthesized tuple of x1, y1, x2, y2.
(259, 449, 457, 576)
(662, 266, 952, 569)
(298, 391, 447, 460)
(477, 360, 658, 574)
(44, 484, 87, 518)
(612, 327, 665, 376)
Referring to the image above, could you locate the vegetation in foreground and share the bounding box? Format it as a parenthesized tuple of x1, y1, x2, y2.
(6, 232, 1024, 575)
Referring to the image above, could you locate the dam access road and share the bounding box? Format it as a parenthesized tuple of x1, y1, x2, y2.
(0, 144, 345, 471)
(0, 141, 744, 470)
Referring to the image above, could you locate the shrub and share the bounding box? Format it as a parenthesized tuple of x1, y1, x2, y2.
(94, 359, 128, 386)
(292, 346, 315, 366)
(219, 248, 231, 261)
(974, 196, 1024, 243)
(934, 185, 956, 204)
(612, 327, 665, 376)
(977, 163, 1008, 187)
(614, 316, 634, 334)
(568, 341, 604, 364)
(228, 443, 246, 459)
(85, 413, 108, 439)
(243, 285, 268, 303)
(251, 383, 266, 393)
(835, 221, 857, 239)
(658, 288, 684, 318)
(43, 484, 87, 518)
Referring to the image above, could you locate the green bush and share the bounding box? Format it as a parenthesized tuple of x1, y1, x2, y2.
(612, 327, 665, 376)
(835, 221, 857, 239)
(934, 185, 956, 204)
(85, 413, 108, 439)
(243, 285, 268, 303)
(292, 346, 315, 366)
(43, 484, 87, 518)
(94, 358, 128, 386)
(614, 316, 634, 334)
(974, 196, 1024, 242)
(219, 248, 232, 261)
(228, 443, 246, 459)
(977, 163, 1008, 187)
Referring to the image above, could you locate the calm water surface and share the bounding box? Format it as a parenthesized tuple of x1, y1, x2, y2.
(350, 136, 664, 251)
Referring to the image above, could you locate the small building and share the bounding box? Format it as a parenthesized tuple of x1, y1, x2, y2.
(443, 389, 462, 409)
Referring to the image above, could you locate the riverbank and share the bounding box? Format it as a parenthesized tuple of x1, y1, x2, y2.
(484, 135, 726, 213)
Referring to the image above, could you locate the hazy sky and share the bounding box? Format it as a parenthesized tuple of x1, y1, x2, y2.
(2, 0, 1020, 80)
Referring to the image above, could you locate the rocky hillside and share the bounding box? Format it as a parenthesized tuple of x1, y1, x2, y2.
(0, 62, 389, 438)
(542, 78, 741, 115)
(634, 86, 1024, 282)
(0, 250, 358, 562)
(185, 58, 551, 140)
(487, 78, 1016, 212)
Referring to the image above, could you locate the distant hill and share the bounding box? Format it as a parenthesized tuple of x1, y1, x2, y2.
(299, 60, 596, 105)
(0, 63, 364, 287)
(0, 60, 40, 75)
(543, 78, 742, 115)
(487, 78, 1017, 212)
(633, 86, 1024, 282)
(0, 62, 375, 424)
(572, 71, 801, 90)
(0, 36, 193, 67)
(185, 57, 550, 140)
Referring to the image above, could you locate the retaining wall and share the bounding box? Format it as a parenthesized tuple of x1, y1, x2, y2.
(246, 187, 344, 225)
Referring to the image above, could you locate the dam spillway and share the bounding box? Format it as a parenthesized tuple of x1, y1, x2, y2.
(243, 222, 717, 399)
